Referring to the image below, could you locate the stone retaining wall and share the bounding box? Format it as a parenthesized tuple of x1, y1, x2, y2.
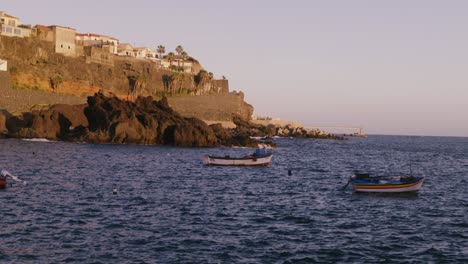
(0, 71, 86, 114)
(168, 92, 253, 121)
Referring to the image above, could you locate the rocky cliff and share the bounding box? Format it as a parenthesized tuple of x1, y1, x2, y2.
(0, 93, 259, 147)
(0, 36, 253, 122)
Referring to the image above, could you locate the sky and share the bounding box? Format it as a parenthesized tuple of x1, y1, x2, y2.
(2, 0, 467, 137)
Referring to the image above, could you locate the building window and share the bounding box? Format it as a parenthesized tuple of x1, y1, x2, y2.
(0, 18, 4, 23)
(5, 27, 12, 33)
(61, 44, 63, 48)
(14, 29, 21, 35)
(68, 46, 70, 49)
(8, 20, 15, 27)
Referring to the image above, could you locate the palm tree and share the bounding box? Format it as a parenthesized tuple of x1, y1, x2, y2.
(175, 45, 183, 56)
(156, 45, 165, 59)
(128, 75, 146, 100)
(194, 70, 207, 86)
(169, 72, 185, 96)
(166, 52, 175, 69)
(180, 51, 188, 72)
(175, 45, 183, 68)
(194, 69, 213, 95)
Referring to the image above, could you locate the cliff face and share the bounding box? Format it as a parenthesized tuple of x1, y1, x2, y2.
(0, 36, 226, 99)
(0, 36, 254, 122)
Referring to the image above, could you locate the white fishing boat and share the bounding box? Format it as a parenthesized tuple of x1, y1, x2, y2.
(204, 149, 273, 166)
(349, 172, 425, 193)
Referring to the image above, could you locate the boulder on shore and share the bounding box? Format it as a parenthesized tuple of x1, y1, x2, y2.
(231, 114, 344, 140)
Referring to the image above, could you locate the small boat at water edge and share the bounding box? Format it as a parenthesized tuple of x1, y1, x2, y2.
(204, 148, 273, 166)
(348, 172, 425, 193)
(0, 169, 26, 188)
(0, 177, 6, 189)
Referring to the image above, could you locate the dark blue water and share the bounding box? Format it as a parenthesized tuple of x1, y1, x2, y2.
(0, 136, 467, 263)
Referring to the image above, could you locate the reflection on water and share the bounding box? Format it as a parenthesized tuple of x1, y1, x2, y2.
(0, 135, 467, 263)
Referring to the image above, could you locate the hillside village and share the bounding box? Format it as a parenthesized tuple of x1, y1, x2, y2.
(0, 10, 342, 142)
(0, 10, 259, 126)
(0, 11, 197, 74)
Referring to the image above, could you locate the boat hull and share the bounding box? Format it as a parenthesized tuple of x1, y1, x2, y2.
(0, 178, 6, 189)
(204, 154, 272, 166)
(354, 177, 424, 193)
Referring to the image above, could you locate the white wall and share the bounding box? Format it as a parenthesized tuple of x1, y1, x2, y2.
(53, 26, 76, 57)
(0, 59, 7, 71)
(1, 24, 32, 38)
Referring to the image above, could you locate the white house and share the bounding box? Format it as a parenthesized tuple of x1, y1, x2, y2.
(76, 33, 119, 54)
(51, 25, 77, 57)
(117, 43, 134, 56)
(146, 49, 159, 59)
(33, 24, 77, 57)
(0, 11, 32, 38)
(161, 60, 193, 73)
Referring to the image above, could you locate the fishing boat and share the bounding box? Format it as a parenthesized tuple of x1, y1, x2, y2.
(0, 170, 25, 188)
(349, 172, 425, 193)
(204, 148, 273, 166)
(0, 176, 6, 189)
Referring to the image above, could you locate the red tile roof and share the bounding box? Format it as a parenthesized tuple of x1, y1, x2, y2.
(34, 24, 52, 32)
(76, 32, 118, 40)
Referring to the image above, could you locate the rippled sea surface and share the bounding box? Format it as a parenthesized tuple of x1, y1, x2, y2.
(0, 136, 467, 263)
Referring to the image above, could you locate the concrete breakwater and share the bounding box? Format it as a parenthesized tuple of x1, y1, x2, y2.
(0, 71, 86, 114)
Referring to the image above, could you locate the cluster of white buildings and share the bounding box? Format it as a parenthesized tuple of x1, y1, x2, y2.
(0, 11, 193, 73)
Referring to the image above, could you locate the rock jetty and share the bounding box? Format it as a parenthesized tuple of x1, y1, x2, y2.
(232, 115, 344, 140)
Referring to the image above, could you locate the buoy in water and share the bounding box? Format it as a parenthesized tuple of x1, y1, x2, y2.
(112, 188, 118, 195)
(288, 169, 292, 176)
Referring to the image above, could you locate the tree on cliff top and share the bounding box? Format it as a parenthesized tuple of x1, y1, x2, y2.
(157, 45, 165, 59)
(175, 45, 184, 68)
(166, 52, 175, 68)
(180, 51, 188, 72)
(175, 45, 183, 55)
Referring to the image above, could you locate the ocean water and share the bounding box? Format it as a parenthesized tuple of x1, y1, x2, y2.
(0, 136, 467, 263)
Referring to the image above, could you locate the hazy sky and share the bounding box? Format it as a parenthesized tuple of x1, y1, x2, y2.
(2, 0, 467, 136)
